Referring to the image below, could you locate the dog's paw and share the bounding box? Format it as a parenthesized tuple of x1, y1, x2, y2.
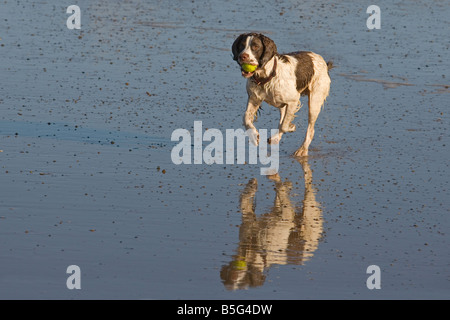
(268, 134, 281, 145)
(266, 173, 281, 182)
(293, 147, 308, 157)
(288, 123, 296, 132)
(248, 129, 260, 146)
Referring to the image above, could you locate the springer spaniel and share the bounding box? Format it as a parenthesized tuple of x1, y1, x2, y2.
(232, 33, 333, 157)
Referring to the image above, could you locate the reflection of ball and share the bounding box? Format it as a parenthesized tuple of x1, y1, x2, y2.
(241, 63, 257, 73)
(232, 260, 247, 270)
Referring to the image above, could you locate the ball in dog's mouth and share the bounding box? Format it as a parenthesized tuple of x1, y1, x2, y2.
(241, 69, 255, 78)
(240, 63, 258, 78)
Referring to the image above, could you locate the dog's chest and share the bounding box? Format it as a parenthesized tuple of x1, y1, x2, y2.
(263, 86, 290, 108)
(249, 76, 298, 108)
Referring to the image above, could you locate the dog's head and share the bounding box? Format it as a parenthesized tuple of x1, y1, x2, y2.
(232, 33, 277, 78)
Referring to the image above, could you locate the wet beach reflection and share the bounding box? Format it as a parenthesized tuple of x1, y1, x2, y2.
(221, 158, 324, 290)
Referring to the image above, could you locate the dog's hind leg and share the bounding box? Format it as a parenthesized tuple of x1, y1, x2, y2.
(294, 81, 329, 157)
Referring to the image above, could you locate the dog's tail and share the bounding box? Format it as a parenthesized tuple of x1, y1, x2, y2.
(327, 61, 334, 71)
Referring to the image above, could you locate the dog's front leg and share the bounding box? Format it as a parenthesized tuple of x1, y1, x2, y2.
(269, 102, 297, 144)
(243, 97, 262, 146)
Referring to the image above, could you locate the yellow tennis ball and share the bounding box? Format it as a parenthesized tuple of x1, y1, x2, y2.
(241, 63, 257, 73)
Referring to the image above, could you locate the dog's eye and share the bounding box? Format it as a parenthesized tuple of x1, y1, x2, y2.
(252, 45, 259, 50)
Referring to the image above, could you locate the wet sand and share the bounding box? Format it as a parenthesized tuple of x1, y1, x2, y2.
(0, 0, 449, 299)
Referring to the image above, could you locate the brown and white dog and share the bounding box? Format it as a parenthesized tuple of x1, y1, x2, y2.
(232, 33, 333, 157)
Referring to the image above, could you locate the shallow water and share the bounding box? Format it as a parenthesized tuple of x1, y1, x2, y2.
(0, 0, 449, 299)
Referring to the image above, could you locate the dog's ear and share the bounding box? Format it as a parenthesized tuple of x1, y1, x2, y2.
(258, 34, 277, 66)
(232, 34, 246, 61)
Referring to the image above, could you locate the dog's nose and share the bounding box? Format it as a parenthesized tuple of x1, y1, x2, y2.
(239, 53, 249, 61)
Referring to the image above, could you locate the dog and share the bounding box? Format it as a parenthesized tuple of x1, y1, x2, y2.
(232, 33, 333, 157)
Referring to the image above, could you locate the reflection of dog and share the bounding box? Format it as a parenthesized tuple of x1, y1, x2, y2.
(232, 33, 333, 156)
(220, 158, 323, 290)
